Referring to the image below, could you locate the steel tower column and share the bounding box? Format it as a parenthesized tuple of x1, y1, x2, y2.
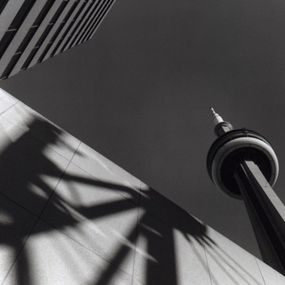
(207, 108, 285, 274)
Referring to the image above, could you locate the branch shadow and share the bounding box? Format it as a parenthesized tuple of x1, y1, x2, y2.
(0, 115, 265, 285)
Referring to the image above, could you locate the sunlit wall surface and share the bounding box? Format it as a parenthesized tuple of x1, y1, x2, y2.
(0, 88, 283, 284)
(0, 0, 115, 79)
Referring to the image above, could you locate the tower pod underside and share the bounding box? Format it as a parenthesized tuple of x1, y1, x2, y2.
(207, 129, 279, 198)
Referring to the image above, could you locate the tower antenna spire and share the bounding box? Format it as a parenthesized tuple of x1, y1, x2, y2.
(210, 107, 224, 126)
(209, 107, 233, 137)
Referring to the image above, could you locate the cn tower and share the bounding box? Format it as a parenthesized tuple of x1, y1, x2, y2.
(207, 108, 285, 275)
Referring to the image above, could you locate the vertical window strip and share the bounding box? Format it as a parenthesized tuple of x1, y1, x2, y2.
(2, 0, 56, 78)
(16, 0, 55, 54)
(37, 0, 80, 63)
(1, 53, 22, 79)
(8, 0, 36, 29)
(0, 0, 36, 58)
(49, 0, 89, 57)
(67, 0, 102, 50)
(0, 0, 9, 15)
(88, 0, 114, 40)
(60, 0, 96, 52)
(77, 0, 113, 47)
(21, 0, 68, 69)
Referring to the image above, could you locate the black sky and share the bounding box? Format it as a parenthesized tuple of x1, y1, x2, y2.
(2, 0, 285, 258)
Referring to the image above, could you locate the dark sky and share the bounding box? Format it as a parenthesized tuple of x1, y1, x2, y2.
(1, 0, 285, 258)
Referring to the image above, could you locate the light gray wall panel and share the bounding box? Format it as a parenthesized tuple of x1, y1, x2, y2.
(205, 227, 266, 285)
(256, 260, 285, 285)
(4, 220, 133, 285)
(0, 195, 38, 284)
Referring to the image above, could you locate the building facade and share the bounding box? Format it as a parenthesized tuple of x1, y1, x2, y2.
(0, 0, 115, 79)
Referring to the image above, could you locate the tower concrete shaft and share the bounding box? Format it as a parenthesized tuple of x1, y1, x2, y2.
(207, 109, 285, 275)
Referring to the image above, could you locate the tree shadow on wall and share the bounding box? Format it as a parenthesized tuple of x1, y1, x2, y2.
(0, 116, 265, 285)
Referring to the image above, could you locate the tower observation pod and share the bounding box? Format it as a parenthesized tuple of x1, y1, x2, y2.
(207, 108, 285, 275)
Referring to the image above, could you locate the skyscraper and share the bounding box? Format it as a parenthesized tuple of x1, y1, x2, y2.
(0, 0, 115, 79)
(207, 108, 285, 274)
(1, 1, 285, 284)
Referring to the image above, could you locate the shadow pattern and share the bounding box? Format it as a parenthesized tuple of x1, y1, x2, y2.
(0, 116, 266, 285)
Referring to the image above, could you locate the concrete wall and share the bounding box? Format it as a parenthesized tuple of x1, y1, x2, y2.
(0, 88, 283, 284)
